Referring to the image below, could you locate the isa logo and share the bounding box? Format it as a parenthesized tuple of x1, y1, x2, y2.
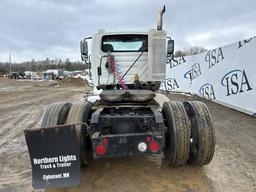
(237, 38, 254, 49)
(166, 56, 186, 69)
(221, 70, 252, 96)
(162, 78, 179, 91)
(199, 83, 216, 100)
(184, 63, 201, 81)
(205, 48, 224, 69)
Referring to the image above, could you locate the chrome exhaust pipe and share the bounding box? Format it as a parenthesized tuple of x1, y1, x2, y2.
(157, 5, 166, 30)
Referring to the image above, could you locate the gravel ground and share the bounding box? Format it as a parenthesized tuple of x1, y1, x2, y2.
(0, 79, 255, 192)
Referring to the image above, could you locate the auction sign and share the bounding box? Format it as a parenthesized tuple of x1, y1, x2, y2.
(161, 36, 256, 116)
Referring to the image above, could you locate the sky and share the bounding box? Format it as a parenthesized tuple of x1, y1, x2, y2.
(0, 0, 255, 62)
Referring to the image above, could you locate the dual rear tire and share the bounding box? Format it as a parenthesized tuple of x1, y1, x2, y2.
(184, 101, 215, 165)
(41, 102, 71, 127)
(66, 102, 93, 166)
(162, 101, 190, 166)
(162, 101, 215, 166)
(40, 102, 93, 166)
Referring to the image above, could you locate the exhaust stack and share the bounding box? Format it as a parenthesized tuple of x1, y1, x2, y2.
(157, 5, 166, 30)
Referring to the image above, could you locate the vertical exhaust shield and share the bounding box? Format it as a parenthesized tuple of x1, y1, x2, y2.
(157, 5, 166, 30)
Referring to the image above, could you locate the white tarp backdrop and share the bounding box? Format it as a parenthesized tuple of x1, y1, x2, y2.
(161, 36, 256, 116)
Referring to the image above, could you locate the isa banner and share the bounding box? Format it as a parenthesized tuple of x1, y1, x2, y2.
(162, 36, 256, 116)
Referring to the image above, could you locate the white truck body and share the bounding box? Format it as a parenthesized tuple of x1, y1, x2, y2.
(90, 29, 167, 87)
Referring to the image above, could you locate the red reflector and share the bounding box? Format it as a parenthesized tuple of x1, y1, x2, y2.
(146, 136, 152, 142)
(102, 138, 109, 145)
(149, 141, 160, 152)
(96, 144, 106, 155)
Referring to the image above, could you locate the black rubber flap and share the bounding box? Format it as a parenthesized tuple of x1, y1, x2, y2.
(24, 125, 80, 189)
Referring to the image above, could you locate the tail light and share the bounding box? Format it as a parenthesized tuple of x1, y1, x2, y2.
(149, 141, 160, 152)
(146, 136, 152, 142)
(102, 138, 109, 145)
(95, 144, 106, 155)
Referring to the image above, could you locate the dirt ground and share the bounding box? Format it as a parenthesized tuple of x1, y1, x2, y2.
(0, 79, 255, 192)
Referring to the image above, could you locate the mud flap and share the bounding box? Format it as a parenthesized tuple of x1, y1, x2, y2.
(24, 125, 80, 189)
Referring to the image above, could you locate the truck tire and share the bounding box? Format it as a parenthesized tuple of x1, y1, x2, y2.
(41, 102, 72, 127)
(66, 102, 93, 166)
(162, 101, 191, 166)
(183, 101, 215, 165)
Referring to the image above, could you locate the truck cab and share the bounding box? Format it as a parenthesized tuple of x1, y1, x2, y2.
(81, 29, 171, 89)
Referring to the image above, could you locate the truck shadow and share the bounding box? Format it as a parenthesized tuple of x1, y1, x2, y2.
(47, 155, 213, 192)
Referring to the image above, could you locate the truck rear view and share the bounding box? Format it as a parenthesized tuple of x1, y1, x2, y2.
(24, 5, 215, 190)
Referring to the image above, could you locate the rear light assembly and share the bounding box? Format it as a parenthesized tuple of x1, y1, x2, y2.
(138, 140, 160, 153)
(95, 136, 160, 156)
(95, 138, 109, 156)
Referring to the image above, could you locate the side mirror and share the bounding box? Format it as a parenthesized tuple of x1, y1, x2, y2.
(80, 40, 88, 61)
(167, 39, 174, 55)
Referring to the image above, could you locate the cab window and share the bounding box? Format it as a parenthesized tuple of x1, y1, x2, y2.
(101, 34, 148, 52)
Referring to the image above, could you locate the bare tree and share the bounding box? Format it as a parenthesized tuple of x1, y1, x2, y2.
(174, 46, 207, 57)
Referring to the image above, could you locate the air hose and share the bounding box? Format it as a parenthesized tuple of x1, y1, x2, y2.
(108, 55, 128, 90)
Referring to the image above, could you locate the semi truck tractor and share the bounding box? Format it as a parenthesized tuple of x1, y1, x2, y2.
(24, 5, 215, 189)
